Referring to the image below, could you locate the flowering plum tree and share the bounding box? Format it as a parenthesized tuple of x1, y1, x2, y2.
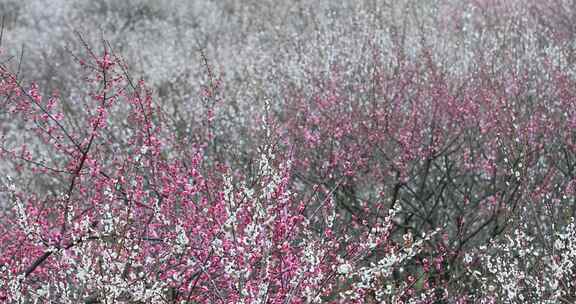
(1, 1, 576, 303)
(0, 37, 440, 303)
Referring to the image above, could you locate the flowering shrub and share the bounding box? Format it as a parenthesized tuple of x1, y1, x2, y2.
(1, 0, 576, 303)
(0, 38, 438, 303)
